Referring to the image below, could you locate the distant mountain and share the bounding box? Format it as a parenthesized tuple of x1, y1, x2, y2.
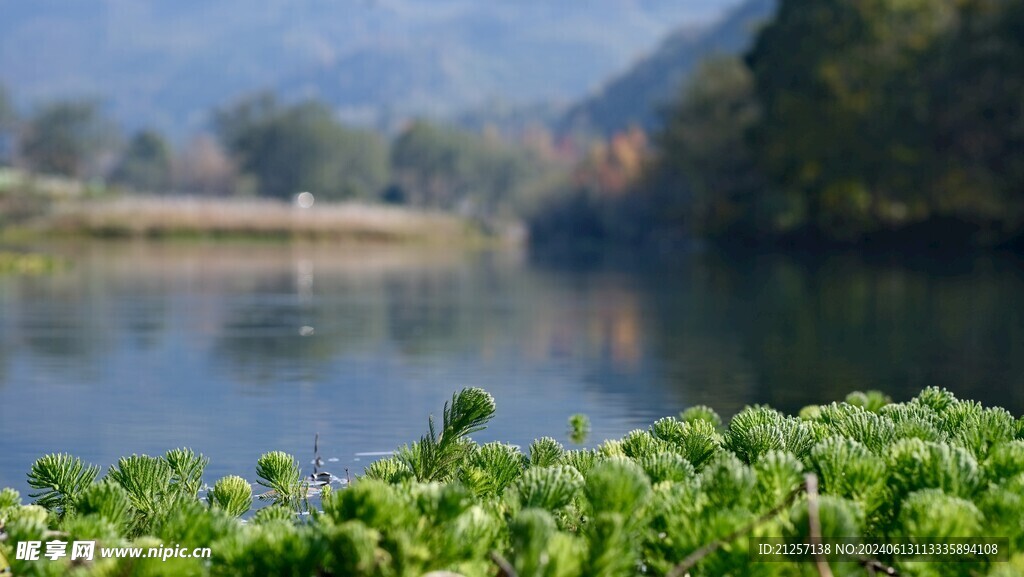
(560, 0, 776, 136)
(0, 0, 739, 137)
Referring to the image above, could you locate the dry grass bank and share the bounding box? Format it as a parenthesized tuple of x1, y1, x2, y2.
(40, 196, 490, 244)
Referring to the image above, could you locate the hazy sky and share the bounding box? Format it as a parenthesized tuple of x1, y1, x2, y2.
(0, 0, 741, 132)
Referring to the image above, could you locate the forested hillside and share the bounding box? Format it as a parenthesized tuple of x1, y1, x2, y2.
(538, 0, 1024, 250)
(0, 0, 734, 135)
(652, 0, 1024, 246)
(561, 0, 774, 136)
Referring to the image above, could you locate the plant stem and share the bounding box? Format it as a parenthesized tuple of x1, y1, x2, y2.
(805, 473, 834, 577)
(490, 551, 518, 577)
(667, 481, 808, 577)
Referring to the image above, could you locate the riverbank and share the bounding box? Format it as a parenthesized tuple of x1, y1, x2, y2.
(0, 167, 522, 246)
(3, 195, 519, 247)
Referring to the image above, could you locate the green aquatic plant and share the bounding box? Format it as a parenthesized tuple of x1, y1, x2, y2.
(320, 520, 387, 577)
(26, 453, 100, 517)
(217, 517, 325, 577)
(724, 406, 785, 463)
(813, 402, 896, 452)
(596, 439, 625, 458)
(398, 387, 496, 482)
(322, 478, 412, 531)
(0, 487, 20, 514)
(446, 503, 503, 565)
(107, 453, 175, 534)
(650, 417, 721, 469)
(73, 480, 133, 533)
(165, 447, 209, 498)
(979, 475, 1024, 554)
(509, 507, 556, 575)
(563, 449, 599, 477)
(61, 514, 121, 546)
(509, 508, 585, 577)
(680, 405, 723, 429)
(985, 440, 1024, 481)
(2, 510, 56, 577)
(951, 406, 1018, 459)
(360, 455, 413, 484)
(880, 401, 948, 443)
(809, 437, 888, 515)
(251, 504, 297, 526)
(620, 429, 667, 460)
(0, 487, 21, 534)
(208, 475, 253, 517)
(514, 465, 585, 511)
(939, 399, 984, 430)
(639, 451, 695, 484)
(724, 407, 815, 463)
(585, 512, 637, 577)
(913, 386, 959, 413)
(459, 441, 525, 497)
(899, 488, 984, 540)
(650, 416, 686, 443)
(699, 453, 756, 510)
(529, 436, 566, 468)
(844, 390, 892, 413)
(255, 451, 302, 507)
(3, 386, 1023, 577)
(585, 457, 651, 517)
(153, 497, 234, 551)
(887, 437, 983, 500)
(787, 494, 865, 541)
(752, 450, 804, 509)
(568, 413, 591, 444)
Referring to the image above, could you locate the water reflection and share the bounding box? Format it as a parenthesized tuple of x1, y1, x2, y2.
(1, 243, 1022, 494)
(639, 251, 1024, 414)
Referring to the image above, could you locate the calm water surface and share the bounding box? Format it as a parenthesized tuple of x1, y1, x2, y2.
(1, 242, 1022, 492)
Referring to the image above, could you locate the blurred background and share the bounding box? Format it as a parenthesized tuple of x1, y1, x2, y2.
(1, 0, 1022, 492)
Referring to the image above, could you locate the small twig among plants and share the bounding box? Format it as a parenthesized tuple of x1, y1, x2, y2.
(805, 473, 834, 577)
(490, 551, 519, 577)
(667, 480, 809, 577)
(861, 558, 899, 576)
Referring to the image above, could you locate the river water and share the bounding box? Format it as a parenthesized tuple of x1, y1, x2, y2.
(1, 242, 1022, 492)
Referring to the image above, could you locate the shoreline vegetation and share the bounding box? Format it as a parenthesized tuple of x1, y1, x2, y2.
(531, 0, 1024, 251)
(0, 250, 65, 275)
(0, 169, 516, 247)
(1, 0, 1022, 253)
(2, 386, 1023, 576)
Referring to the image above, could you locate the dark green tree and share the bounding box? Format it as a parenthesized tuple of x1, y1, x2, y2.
(746, 0, 961, 241)
(20, 100, 118, 178)
(391, 121, 479, 210)
(214, 94, 388, 201)
(652, 56, 765, 237)
(110, 129, 172, 192)
(390, 120, 534, 217)
(925, 0, 1024, 238)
